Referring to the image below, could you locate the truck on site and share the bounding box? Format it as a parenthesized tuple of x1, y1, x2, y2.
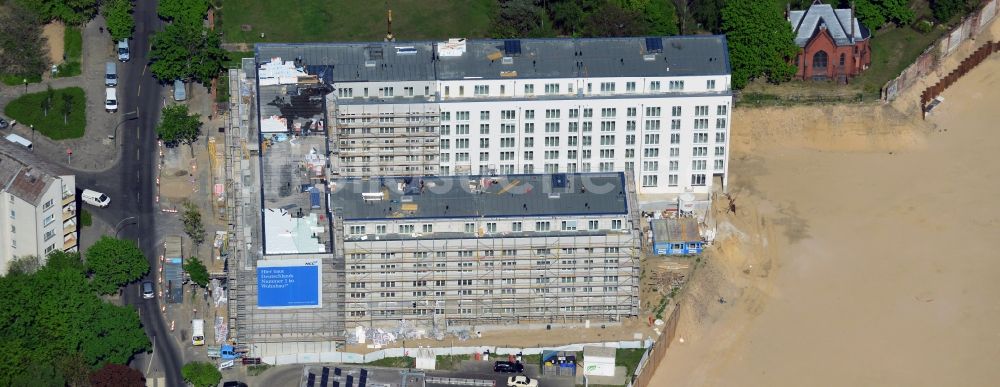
(192, 319, 205, 346)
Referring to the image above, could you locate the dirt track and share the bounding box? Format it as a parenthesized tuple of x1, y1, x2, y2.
(650, 21, 1000, 387)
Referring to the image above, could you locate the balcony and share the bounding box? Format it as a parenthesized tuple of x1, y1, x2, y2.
(63, 218, 77, 235)
(63, 234, 77, 251)
(62, 193, 75, 207)
(63, 206, 75, 221)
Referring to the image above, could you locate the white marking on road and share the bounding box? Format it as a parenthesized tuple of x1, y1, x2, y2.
(138, 65, 147, 97)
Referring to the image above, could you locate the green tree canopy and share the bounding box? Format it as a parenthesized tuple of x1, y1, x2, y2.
(85, 236, 150, 295)
(149, 21, 226, 84)
(583, 1, 648, 37)
(490, 0, 548, 38)
(0, 3, 49, 79)
(157, 104, 202, 147)
(157, 0, 210, 23)
(183, 257, 210, 287)
(103, 0, 135, 41)
(0, 252, 149, 385)
(855, 0, 915, 30)
(722, 0, 799, 89)
(14, 0, 98, 25)
(181, 361, 222, 387)
(931, 0, 980, 22)
(618, 0, 678, 36)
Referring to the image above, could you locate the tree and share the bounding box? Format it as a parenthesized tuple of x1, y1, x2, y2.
(58, 353, 92, 387)
(0, 3, 49, 79)
(90, 363, 145, 387)
(7, 255, 41, 275)
(932, 0, 980, 22)
(9, 361, 64, 387)
(157, 104, 202, 147)
(183, 257, 210, 287)
(584, 2, 648, 37)
(550, 1, 585, 35)
(854, 0, 915, 30)
(692, 0, 726, 34)
(157, 0, 210, 23)
(181, 361, 221, 387)
(103, 0, 135, 42)
(60, 92, 73, 125)
(722, 0, 799, 89)
(618, 0, 678, 36)
(85, 236, 150, 295)
(490, 0, 547, 38)
(42, 84, 54, 117)
(0, 252, 149, 385)
(14, 0, 98, 25)
(181, 200, 206, 246)
(149, 21, 226, 84)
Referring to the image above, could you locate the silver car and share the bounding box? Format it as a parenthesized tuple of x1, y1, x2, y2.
(142, 281, 155, 299)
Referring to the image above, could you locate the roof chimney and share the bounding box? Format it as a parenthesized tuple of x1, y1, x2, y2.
(850, 1, 856, 42)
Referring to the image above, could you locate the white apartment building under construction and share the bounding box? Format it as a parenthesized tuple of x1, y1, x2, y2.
(256, 35, 732, 198)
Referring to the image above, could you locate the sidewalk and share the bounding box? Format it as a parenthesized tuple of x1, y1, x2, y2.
(0, 15, 126, 172)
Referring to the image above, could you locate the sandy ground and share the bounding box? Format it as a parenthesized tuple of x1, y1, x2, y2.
(42, 22, 65, 65)
(648, 50, 1000, 387)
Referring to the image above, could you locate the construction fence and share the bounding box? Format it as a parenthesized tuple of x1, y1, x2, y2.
(920, 41, 1000, 117)
(629, 305, 681, 387)
(882, 0, 999, 101)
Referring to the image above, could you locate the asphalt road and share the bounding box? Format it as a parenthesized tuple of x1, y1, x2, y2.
(74, 0, 184, 385)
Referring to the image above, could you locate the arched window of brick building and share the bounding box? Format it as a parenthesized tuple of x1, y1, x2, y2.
(813, 51, 828, 69)
(839, 53, 846, 66)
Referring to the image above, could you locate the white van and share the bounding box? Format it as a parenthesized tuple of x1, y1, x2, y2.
(81, 189, 111, 207)
(5, 133, 32, 150)
(105, 88, 118, 112)
(105, 62, 117, 87)
(192, 319, 205, 346)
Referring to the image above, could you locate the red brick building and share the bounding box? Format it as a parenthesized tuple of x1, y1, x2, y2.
(788, 2, 871, 81)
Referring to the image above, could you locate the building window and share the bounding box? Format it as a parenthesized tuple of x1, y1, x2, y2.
(626, 82, 636, 92)
(716, 118, 727, 129)
(474, 85, 489, 95)
(544, 83, 559, 94)
(524, 84, 535, 94)
(714, 160, 725, 171)
(465, 223, 475, 233)
(668, 80, 684, 91)
(525, 110, 535, 120)
(422, 224, 433, 233)
(588, 220, 599, 230)
(43, 214, 55, 226)
(668, 174, 678, 186)
(707, 79, 716, 90)
(813, 50, 828, 69)
(692, 160, 707, 171)
(692, 174, 707, 186)
(717, 105, 728, 115)
(642, 175, 658, 187)
(839, 53, 846, 66)
(600, 82, 615, 93)
(501, 110, 516, 120)
(715, 132, 726, 143)
(512, 222, 522, 232)
(671, 106, 682, 117)
(650, 81, 661, 91)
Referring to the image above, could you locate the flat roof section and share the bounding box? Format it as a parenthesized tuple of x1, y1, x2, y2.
(329, 172, 630, 221)
(259, 128, 331, 255)
(255, 35, 730, 83)
(652, 218, 701, 244)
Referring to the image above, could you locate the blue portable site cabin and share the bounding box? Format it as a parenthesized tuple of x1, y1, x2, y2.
(652, 218, 703, 255)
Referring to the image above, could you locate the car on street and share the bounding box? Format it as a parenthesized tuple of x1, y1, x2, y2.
(494, 361, 524, 373)
(117, 39, 130, 62)
(142, 281, 155, 299)
(507, 375, 538, 387)
(222, 382, 248, 387)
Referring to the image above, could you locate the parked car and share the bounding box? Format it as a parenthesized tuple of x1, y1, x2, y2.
(105, 62, 118, 87)
(222, 382, 248, 387)
(117, 39, 130, 62)
(81, 189, 111, 207)
(0, 117, 8, 129)
(105, 88, 118, 112)
(173, 79, 186, 101)
(507, 376, 538, 387)
(494, 361, 524, 373)
(142, 281, 155, 299)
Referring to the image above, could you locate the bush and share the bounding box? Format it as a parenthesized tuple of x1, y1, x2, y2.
(913, 19, 934, 33)
(80, 209, 93, 227)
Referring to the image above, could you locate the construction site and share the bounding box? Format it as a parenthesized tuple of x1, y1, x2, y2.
(218, 47, 709, 360)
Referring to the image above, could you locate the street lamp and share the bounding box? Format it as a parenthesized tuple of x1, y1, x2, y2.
(114, 216, 138, 238)
(111, 110, 139, 145)
(22, 79, 27, 94)
(29, 124, 34, 144)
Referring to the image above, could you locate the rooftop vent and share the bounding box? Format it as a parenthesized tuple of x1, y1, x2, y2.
(395, 46, 417, 55)
(643, 54, 657, 61)
(501, 56, 514, 65)
(364, 60, 377, 67)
